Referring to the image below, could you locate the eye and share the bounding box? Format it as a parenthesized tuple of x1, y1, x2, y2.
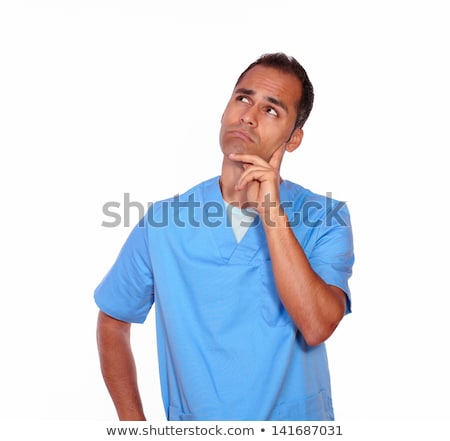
(267, 107, 278, 117)
(237, 95, 251, 104)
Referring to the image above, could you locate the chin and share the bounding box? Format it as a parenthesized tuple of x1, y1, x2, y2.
(221, 144, 247, 156)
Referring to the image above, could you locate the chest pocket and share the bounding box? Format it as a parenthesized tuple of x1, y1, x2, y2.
(259, 258, 292, 327)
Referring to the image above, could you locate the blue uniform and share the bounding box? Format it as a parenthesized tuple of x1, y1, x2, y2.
(94, 176, 354, 421)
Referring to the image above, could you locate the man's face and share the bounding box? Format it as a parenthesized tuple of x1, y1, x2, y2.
(219, 65, 302, 162)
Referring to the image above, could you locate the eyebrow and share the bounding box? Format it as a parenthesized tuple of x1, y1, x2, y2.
(234, 88, 288, 113)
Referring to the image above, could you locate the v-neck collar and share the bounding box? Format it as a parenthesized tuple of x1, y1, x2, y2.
(202, 177, 270, 264)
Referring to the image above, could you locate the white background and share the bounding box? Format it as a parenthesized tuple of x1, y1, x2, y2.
(1, 0, 449, 423)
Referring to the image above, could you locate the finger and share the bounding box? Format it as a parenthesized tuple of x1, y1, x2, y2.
(235, 170, 260, 191)
(235, 167, 273, 190)
(228, 153, 268, 167)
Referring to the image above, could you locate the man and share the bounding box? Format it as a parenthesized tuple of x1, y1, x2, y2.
(95, 53, 354, 421)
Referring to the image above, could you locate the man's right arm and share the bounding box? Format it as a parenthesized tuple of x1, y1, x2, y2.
(96, 310, 146, 420)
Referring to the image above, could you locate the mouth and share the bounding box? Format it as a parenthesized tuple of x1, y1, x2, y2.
(228, 129, 255, 143)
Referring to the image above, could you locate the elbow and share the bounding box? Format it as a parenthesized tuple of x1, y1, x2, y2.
(301, 317, 343, 347)
(304, 291, 347, 346)
(302, 325, 336, 347)
(302, 333, 324, 347)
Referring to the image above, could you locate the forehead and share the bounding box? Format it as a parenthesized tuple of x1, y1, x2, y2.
(235, 65, 302, 108)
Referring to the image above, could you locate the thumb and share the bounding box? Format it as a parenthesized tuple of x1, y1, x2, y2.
(269, 144, 286, 169)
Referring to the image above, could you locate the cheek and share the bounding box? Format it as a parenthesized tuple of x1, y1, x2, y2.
(221, 103, 233, 122)
(222, 102, 242, 124)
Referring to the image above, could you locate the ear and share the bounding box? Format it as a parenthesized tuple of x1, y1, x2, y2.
(285, 128, 303, 153)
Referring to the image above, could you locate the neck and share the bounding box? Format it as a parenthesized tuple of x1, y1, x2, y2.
(219, 156, 248, 207)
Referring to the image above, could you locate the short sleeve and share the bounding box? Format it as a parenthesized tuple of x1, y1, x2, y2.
(308, 201, 354, 314)
(94, 214, 154, 324)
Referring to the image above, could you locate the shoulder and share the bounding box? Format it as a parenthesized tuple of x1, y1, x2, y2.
(155, 176, 219, 205)
(143, 177, 220, 226)
(281, 180, 351, 230)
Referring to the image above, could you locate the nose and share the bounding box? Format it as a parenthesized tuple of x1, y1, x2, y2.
(240, 108, 257, 127)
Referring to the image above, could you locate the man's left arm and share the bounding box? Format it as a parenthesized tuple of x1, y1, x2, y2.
(230, 148, 350, 346)
(263, 213, 347, 346)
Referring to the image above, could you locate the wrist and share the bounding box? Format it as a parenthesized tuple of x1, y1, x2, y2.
(260, 206, 288, 229)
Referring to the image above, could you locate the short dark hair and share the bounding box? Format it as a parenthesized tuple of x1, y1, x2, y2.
(236, 52, 314, 129)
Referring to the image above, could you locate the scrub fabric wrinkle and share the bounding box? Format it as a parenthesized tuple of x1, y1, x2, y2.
(94, 176, 354, 421)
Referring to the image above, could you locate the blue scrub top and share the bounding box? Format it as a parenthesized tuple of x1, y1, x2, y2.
(94, 177, 354, 421)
